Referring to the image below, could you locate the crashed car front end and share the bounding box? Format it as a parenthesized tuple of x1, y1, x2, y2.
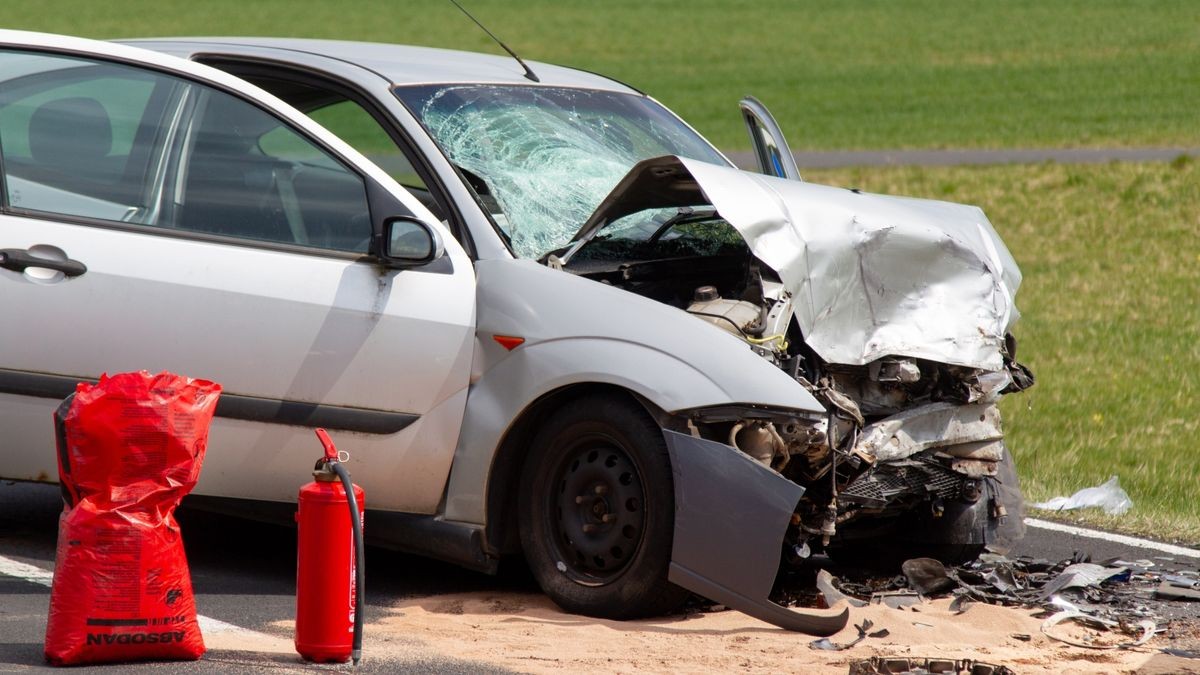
(561, 155, 1035, 563)
(396, 83, 1032, 630)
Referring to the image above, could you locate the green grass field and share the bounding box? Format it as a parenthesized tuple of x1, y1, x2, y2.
(6, 0, 1200, 151)
(5, 4, 1197, 539)
(807, 161, 1200, 543)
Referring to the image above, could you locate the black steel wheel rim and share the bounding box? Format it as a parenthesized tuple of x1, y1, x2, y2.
(546, 433, 646, 585)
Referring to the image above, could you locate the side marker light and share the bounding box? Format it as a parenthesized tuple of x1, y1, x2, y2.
(493, 335, 525, 351)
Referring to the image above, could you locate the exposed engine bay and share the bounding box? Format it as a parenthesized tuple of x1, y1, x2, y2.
(558, 155, 1036, 564)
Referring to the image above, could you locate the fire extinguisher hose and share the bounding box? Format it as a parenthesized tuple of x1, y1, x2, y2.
(330, 460, 365, 665)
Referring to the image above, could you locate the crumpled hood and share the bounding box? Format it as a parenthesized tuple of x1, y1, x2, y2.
(570, 156, 1021, 371)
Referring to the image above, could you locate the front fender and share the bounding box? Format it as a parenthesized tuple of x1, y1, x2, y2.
(442, 259, 825, 524)
(443, 335, 808, 523)
(665, 430, 849, 635)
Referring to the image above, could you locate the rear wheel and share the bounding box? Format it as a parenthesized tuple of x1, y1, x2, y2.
(518, 394, 689, 619)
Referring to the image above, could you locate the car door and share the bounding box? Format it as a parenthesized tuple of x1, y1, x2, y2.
(0, 39, 475, 514)
(739, 96, 802, 181)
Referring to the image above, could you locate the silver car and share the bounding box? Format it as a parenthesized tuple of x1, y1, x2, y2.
(0, 31, 1032, 634)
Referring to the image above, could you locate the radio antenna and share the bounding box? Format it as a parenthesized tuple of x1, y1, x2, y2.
(448, 0, 540, 82)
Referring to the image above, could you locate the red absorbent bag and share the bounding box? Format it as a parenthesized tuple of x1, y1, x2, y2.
(44, 371, 221, 666)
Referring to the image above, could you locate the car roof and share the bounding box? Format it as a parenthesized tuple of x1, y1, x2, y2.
(122, 37, 642, 94)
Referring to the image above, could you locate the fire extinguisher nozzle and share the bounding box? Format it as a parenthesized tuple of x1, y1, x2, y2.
(352, 650, 362, 665)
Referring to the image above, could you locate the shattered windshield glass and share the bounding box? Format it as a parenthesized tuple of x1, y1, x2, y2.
(394, 84, 728, 259)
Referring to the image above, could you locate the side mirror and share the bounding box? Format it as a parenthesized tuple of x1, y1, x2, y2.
(380, 217, 443, 266)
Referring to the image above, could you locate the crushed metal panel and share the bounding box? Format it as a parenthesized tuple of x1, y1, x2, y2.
(576, 155, 1023, 371)
(853, 402, 1004, 462)
(663, 430, 849, 635)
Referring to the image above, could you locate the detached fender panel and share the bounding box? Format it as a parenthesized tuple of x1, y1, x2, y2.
(664, 430, 849, 635)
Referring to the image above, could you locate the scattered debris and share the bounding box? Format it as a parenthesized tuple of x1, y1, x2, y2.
(809, 619, 889, 651)
(848, 656, 1015, 675)
(802, 549, 1200, 656)
(949, 595, 974, 614)
(871, 591, 923, 610)
(818, 569, 867, 608)
(901, 558, 956, 595)
(1156, 577, 1200, 601)
(1040, 611, 1155, 649)
(1037, 562, 1128, 599)
(1029, 475, 1133, 515)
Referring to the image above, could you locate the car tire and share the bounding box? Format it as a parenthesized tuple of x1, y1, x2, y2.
(518, 394, 689, 619)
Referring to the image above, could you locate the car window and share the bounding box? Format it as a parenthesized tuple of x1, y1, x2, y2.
(307, 101, 425, 185)
(0, 52, 169, 221)
(174, 89, 372, 252)
(0, 49, 372, 254)
(237, 78, 444, 221)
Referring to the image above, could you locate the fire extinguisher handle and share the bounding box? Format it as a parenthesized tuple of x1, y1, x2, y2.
(314, 428, 338, 461)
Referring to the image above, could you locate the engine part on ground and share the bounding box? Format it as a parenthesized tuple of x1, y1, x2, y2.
(295, 429, 365, 665)
(847, 656, 1015, 675)
(44, 371, 220, 666)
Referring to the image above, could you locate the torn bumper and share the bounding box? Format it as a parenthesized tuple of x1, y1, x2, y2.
(853, 401, 1004, 465)
(663, 430, 849, 635)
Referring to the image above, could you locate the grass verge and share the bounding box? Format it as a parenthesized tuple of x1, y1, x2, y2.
(5, 0, 1200, 151)
(806, 160, 1200, 545)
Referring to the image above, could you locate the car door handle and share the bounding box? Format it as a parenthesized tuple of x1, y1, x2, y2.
(0, 248, 87, 277)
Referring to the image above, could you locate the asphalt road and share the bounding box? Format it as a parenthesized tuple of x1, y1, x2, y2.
(2, 480, 1197, 673)
(0, 481, 517, 674)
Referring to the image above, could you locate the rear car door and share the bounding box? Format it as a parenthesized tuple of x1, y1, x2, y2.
(0, 40, 475, 513)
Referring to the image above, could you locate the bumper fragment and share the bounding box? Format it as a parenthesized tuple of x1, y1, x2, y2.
(663, 430, 849, 635)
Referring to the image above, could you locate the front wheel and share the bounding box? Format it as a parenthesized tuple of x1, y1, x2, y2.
(518, 395, 689, 619)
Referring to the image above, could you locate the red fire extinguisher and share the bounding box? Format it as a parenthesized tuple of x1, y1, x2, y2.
(295, 428, 365, 664)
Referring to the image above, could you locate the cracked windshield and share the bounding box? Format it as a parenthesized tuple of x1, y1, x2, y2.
(394, 84, 728, 259)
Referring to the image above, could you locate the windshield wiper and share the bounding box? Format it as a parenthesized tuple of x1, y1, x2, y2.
(647, 206, 718, 244)
(547, 206, 718, 269)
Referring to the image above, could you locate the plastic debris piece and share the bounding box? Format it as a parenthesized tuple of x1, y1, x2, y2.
(1155, 579, 1200, 601)
(817, 569, 866, 608)
(984, 565, 1021, 594)
(949, 594, 975, 615)
(807, 619, 888, 651)
(872, 591, 922, 609)
(1010, 633, 1032, 642)
(1040, 611, 1155, 650)
(1029, 475, 1133, 515)
(1038, 563, 1128, 599)
(848, 657, 1016, 675)
(901, 558, 957, 595)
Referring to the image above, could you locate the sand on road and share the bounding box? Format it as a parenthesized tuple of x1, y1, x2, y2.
(268, 591, 1200, 674)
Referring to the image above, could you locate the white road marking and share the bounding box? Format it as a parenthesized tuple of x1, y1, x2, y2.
(0, 555, 53, 586)
(0, 553, 282, 642)
(1025, 517, 1200, 559)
